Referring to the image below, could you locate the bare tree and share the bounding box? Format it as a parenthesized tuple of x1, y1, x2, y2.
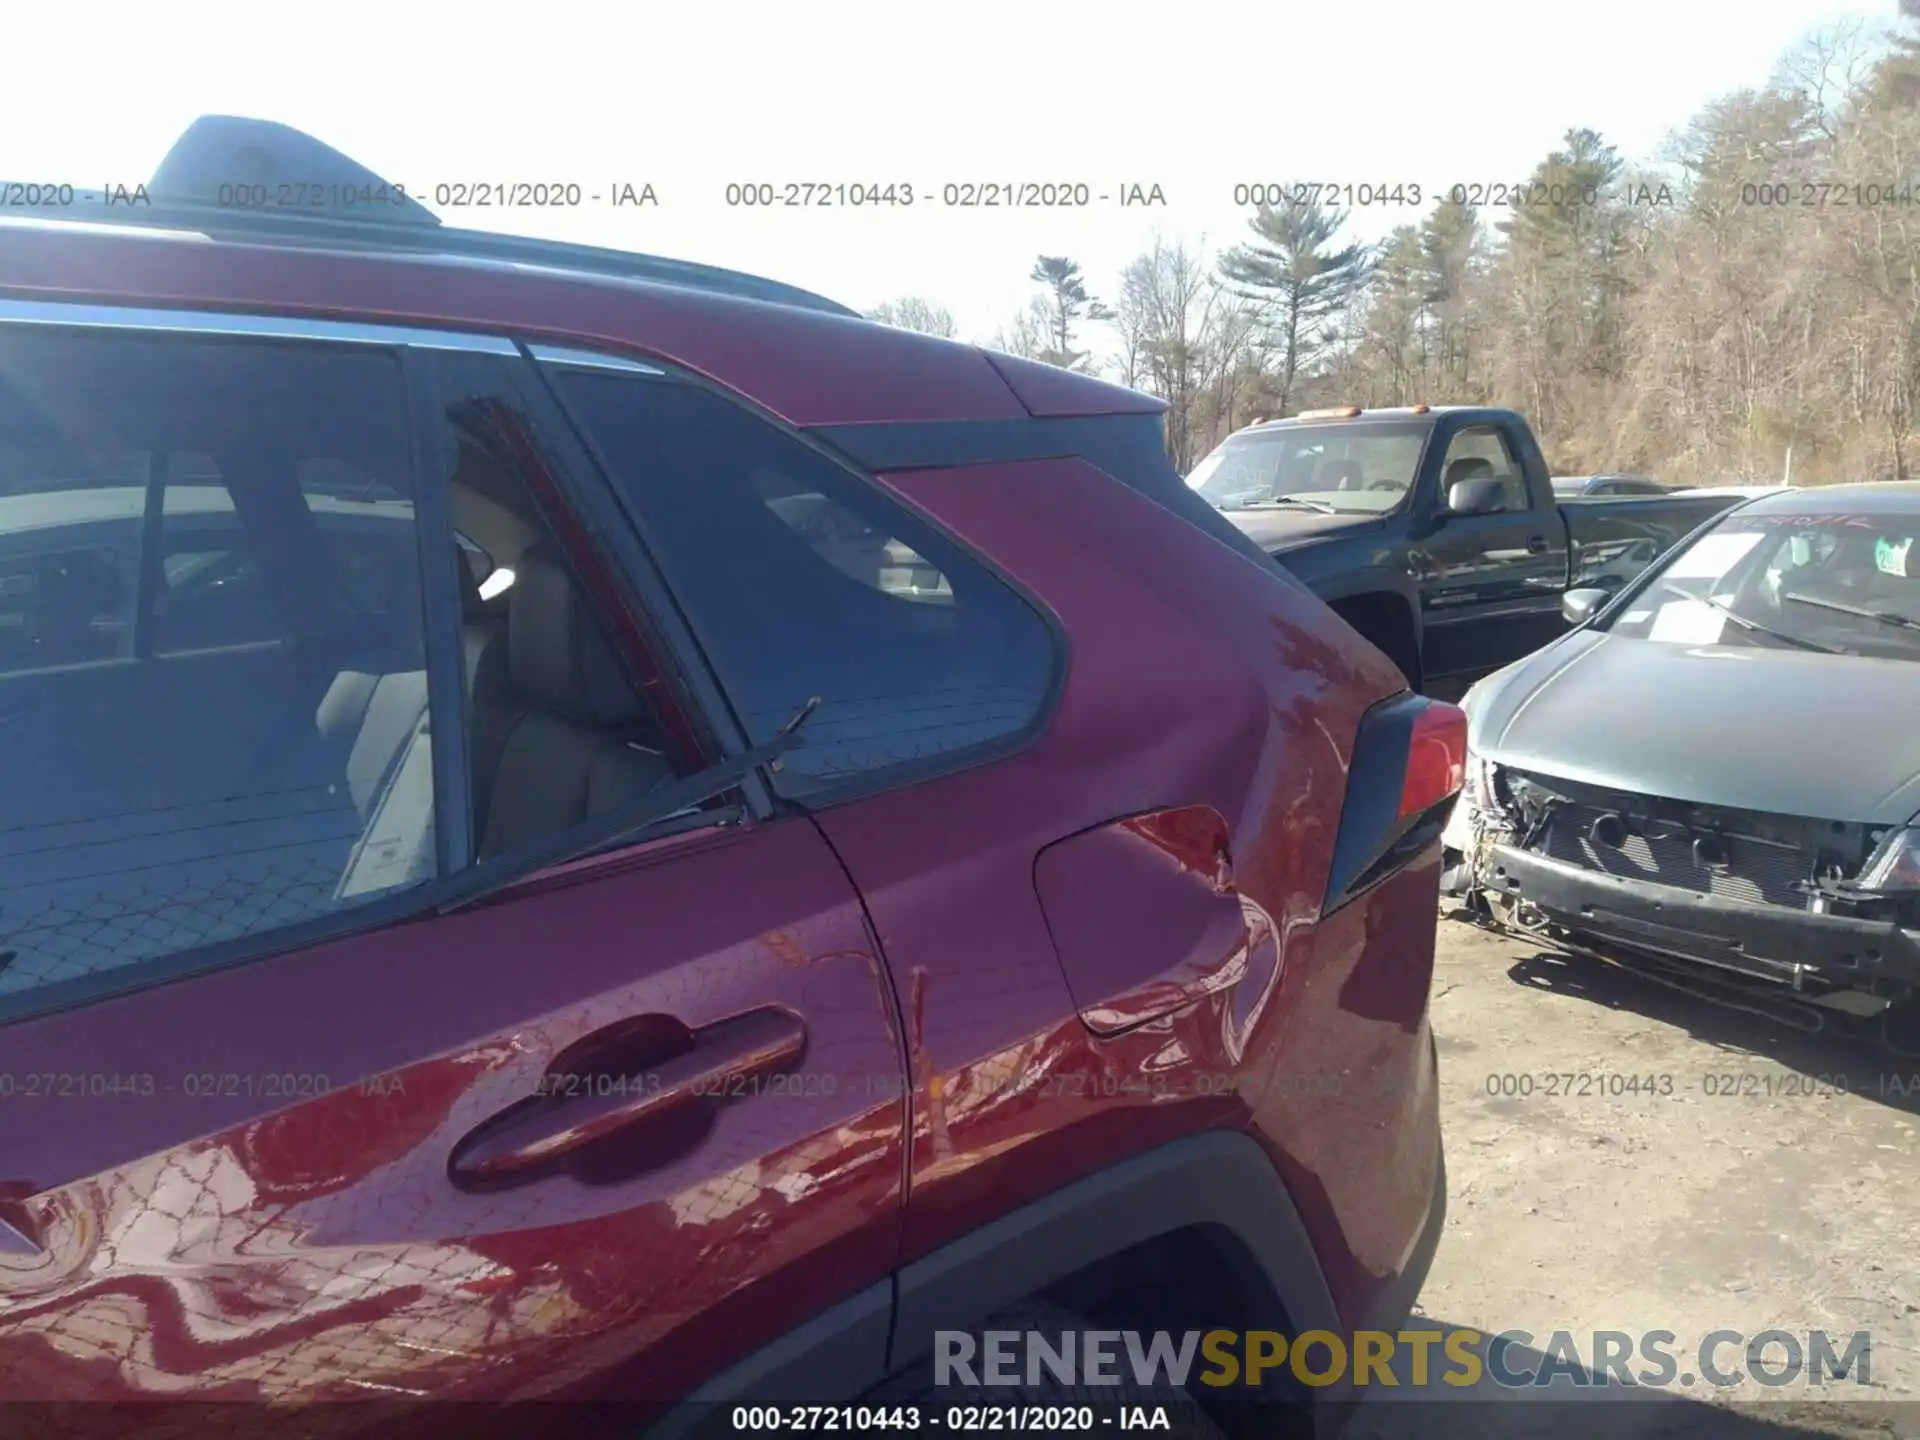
(989, 296, 1053, 362)
(866, 297, 958, 337)
(1112, 236, 1248, 470)
(1773, 19, 1880, 141)
(1317, 31, 1920, 485)
(945, 17, 1920, 485)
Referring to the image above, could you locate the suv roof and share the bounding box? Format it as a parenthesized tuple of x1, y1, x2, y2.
(0, 115, 858, 318)
(0, 116, 1166, 431)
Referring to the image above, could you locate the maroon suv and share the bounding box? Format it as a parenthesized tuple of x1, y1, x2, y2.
(0, 119, 1456, 1437)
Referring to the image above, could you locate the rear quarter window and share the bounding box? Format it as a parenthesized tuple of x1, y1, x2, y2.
(546, 367, 1060, 795)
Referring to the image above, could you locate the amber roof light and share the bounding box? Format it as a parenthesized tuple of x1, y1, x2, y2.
(1296, 406, 1362, 420)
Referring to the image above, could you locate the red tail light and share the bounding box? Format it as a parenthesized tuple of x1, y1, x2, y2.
(1400, 701, 1467, 820)
(1323, 694, 1467, 914)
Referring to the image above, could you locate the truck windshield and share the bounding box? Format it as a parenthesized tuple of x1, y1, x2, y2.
(1602, 511, 1920, 662)
(1188, 422, 1428, 514)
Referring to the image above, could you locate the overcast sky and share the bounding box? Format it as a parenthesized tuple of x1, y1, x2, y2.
(0, 0, 1895, 342)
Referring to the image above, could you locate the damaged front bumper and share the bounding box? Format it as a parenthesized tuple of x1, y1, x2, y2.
(1438, 763, 1493, 895)
(1483, 844, 1920, 990)
(1448, 766, 1920, 1003)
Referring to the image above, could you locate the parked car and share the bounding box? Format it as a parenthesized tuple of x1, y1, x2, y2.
(0, 482, 442, 668)
(0, 116, 1459, 1436)
(1673, 484, 1795, 499)
(1551, 473, 1675, 499)
(1188, 407, 1745, 699)
(1441, 483, 1920, 1048)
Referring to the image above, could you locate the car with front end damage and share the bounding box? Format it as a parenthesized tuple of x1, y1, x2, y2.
(1442, 483, 1920, 1049)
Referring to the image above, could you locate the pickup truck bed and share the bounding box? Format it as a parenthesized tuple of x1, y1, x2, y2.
(1188, 406, 1744, 697)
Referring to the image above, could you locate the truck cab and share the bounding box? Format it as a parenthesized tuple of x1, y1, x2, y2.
(1192, 406, 1742, 698)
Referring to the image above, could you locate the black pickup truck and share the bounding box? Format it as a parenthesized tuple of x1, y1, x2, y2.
(1188, 405, 1745, 697)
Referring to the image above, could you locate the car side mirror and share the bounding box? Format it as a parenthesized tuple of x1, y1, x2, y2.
(1562, 587, 1610, 626)
(1446, 477, 1506, 516)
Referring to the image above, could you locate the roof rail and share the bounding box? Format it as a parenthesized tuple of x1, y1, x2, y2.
(0, 115, 861, 320)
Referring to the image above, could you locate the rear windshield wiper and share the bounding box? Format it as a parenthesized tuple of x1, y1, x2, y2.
(1781, 590, 1920, 633)
(439, 696, 821, 916)
(1651, 582, 1849, 654)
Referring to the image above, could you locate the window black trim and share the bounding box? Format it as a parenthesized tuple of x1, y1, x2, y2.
(131, 451, 168, 660)
(0, 802, 745, 1029)
(496, 349, 744, 780)
(414, 348, 765, 855)
(0, 870, 435, 1028)
(403, 348, 477, 877)
(808, 414, 1159, 472)
(531, 355, 1072, 816)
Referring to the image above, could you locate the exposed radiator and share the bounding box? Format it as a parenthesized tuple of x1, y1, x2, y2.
(1540, 808, 1813, 910)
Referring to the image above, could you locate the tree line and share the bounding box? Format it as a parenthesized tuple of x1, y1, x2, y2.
(868, 6, 1920, 484)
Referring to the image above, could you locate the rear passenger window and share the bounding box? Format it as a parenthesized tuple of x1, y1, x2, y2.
(549, 369, 1055, 792)
(0, 328, 436, 1003)
(426, 353, 682, 862)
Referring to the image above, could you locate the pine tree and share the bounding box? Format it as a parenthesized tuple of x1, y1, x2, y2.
(1217, 198, 1372, 413)
(1419, 196, 1481, 393)
(1358, 226, 1427, 402)
(1028, 257, 1114, 372)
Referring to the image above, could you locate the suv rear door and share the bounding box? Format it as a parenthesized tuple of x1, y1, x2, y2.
(545, 362, 1411, 1367)
(0, 307, 907, 1418)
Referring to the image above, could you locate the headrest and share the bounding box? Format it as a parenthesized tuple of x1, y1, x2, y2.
(506, 546, 648, 727)
(1446, 456, 1496, 487)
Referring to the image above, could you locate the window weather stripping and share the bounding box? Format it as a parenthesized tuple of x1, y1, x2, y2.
(526, 345, 667, 376)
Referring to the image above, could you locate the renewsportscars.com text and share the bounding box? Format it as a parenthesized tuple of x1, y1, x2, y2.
(934, 1327, 1873, 1391)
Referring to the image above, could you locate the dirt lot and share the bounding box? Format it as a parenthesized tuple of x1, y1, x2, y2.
(1346, 907, 1920, 1439)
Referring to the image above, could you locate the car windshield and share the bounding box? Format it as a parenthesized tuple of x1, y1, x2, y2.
(1187, 422, 1428, 515)
(1601, 510, 1920, 662)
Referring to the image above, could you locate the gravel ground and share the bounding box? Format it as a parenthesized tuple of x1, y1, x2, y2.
(1345, 907, 1920, 1439)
